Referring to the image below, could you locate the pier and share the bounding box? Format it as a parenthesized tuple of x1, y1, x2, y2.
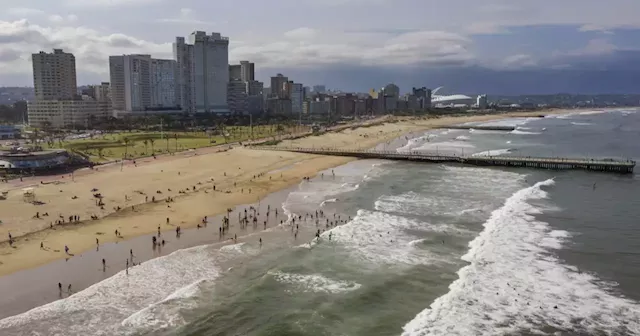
(251, 147, 635, 174)
(440, 125, 516, 131)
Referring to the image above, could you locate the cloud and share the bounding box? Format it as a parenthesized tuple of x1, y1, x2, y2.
(48, 14, 78, 25)
(155, 7, 216, 25)
(6, 8, 45, 17)
(0, 19, 170, 79)
(502, 54, 538, 68)
(63, 0, 164, 8)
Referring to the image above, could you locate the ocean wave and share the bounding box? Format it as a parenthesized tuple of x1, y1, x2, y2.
(321, 209, 443, 266)
(270, 271, 361, 294)
(0, 244, 222, 336)
(401, 179, 640, 336)
(571, 122, 593, 126)
(472, 149, 511, 157)
(510, 129, 541, 135)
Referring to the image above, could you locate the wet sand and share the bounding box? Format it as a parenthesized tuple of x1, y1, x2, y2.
(0, 185, 301, 319)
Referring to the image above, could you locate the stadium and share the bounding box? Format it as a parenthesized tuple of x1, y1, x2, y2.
(431, 87, 475, 106)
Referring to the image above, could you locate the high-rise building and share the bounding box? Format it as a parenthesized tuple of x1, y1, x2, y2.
(29, 49, 109, 128)
(240, 61, 254, 82)
(290, 82, 303, 115)
(270, 74, 289, 99)
(150, 58, 179, 109)
(174, 36, 194, 112)
(174, 31, 229, 113)
(109, 54, 152, 113)
(312, 85, 326, 94)
(32, 49, 77, 101)
(246, 80, 264, 96)
(229, 64, 241, 80)
(412, 87, 432, 109)
(227, 79, 248, 114)
(477, 94, 488, 109)
(93, 82, 111, 102)
(189, 31, 229, 113)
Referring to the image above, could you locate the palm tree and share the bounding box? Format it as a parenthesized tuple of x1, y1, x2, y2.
(149, 138, 155, 154)
(123, 136, 131, 160)
(174, 133, 178, 152)
(143, 140, 148, 155)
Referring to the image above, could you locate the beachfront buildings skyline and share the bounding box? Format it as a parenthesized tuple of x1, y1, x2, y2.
(25, 30, 453, 127)
(27, 49, 110, 128)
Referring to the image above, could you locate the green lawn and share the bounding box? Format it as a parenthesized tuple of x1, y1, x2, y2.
(46, 125, 304, 163)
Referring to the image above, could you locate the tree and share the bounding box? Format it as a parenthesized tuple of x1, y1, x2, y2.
(97, 147, 104, 159)
(149, 138, 155, 154)
(174, 133, 178, 152)
(143, 140, 148, 155)
(123, 137, 131, 159)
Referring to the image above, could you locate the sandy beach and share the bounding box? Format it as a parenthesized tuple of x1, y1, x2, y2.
(0, 110, 575, 279)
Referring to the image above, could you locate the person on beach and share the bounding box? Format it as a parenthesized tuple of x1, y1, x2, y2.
(68, 284, 72, 293)
(64, 245, 69, 254)
(102, 258, 106, 272)
(126, 259, 129, 275)
(58, 282, 62, 292)
(96, 238, 99, 246)
(40, 242, 44, 249)
(259, 238, 262, 247)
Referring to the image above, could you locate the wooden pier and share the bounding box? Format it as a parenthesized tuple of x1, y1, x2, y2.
(251, 147, 635, 174)
(441, 125, 516, 131)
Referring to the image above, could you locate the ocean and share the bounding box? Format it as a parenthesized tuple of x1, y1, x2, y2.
(1, 108, 639, 335)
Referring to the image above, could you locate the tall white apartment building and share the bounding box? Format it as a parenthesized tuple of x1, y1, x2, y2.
(109, 55, 178, 115)
(32, 49, 77, 101)
(175, 31, 229, 114)
(109, 54, 151, 113)
(150, 58, 179, 109)
(290, 82, 303, 115)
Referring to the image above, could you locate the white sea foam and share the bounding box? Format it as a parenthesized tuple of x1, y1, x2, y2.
(510, 129, 541, 135)
(322, 210, 445, 266)
(0, 244, 223, 336)
(270, 271, 361, 294)
(571, 122, 593, 126)
(401, 179, 640, 336)
(472, 149, 511, 157)
(454, 135, 470, 141)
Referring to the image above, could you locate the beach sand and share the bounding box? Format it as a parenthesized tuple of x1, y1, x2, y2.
(0, 111, 571, 279)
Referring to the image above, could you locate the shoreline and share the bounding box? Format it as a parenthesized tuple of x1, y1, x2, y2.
(0, 109, 606, 280)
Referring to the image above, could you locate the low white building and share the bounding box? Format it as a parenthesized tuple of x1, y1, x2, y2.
(27, 100, 110, 128)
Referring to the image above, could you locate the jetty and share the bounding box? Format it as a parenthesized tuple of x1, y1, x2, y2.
(440, 125, 516, 131)
(251, 147, 635, 174)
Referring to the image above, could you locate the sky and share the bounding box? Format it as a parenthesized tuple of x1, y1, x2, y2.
(2, 0, 640, 94)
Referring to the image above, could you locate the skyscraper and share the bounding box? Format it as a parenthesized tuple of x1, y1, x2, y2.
(189, 31, 230, 113)
(240, 61, 255, 82)
(229, 64, 241, 80)
(109, 54, 151, 113)
(174, 36, 194, 112)
(270, 74, 288, 99)
(150, 58, 179, 109)
(31, 49, 77, 101)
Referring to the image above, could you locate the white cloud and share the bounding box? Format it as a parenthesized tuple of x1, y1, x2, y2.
(155, 7, 216, 25)
(0, 19, 170, 79)
(0, 17, 474, 84)
(48, 14, 78, 25)
(63, 0, 164, 8)
(6, 8, 45, 17)
(502, 54, 538, 68)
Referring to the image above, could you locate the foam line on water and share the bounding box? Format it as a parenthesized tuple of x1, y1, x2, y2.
(319, 210, 448, 266)
(401, 179, 640, 336)
(0, 244, 223, 336)
(270, 271, 361, 294)
(472, 149, 511, 157)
